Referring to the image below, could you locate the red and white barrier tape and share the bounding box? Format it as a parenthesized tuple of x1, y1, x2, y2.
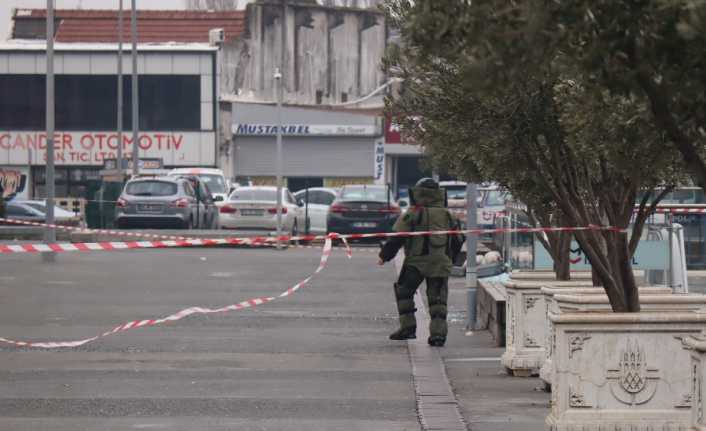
(0, 218, 626, 255)
(0, 237, 343, 349)
(0, 217, 196, 242)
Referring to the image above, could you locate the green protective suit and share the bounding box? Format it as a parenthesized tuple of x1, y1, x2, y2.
(379, 185, 462, 344)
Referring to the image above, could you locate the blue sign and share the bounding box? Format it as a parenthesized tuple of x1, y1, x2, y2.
(534, 239, 669, 270)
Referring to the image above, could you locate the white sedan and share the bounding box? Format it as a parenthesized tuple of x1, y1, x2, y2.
(219, 186, 305, 235)
(293, 187, 338, 234)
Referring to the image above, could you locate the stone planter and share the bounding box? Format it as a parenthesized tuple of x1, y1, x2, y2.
(547, 310, 706, 431)
(682, 334, 706, 430)
(539, 286, 674, 390)
(501, 279, 596, 376)
(509, 270, 593, 281)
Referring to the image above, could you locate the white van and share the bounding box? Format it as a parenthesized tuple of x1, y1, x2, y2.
(167, 168, 231, 203)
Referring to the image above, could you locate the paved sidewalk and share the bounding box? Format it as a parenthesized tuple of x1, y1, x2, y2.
(442, 277, 549, 431)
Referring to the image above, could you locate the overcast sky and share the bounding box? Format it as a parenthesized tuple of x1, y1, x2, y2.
(0, 0, 188, 40)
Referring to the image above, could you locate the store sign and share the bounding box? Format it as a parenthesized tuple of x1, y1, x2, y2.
(104, 158, 164, 171)
(373, 140, 385, 185)
(233, 124, 378, 136)
(534, 239, 669, 270)
(0, 131, 215, 167)
(0, 168, 27, 199)
(385, 115, 416, 144)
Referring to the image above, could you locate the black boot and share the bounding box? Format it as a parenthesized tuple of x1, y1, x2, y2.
(389, 327, 416, 340)
(428, 336, 445, 347)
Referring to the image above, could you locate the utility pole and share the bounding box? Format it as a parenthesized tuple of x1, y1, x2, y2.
(465, 183, 478, 332)
(131, 0, 139, 176)
(117, 0, 124, 177)
(43, 0, 56, 263)
(275, 0, 287, 247)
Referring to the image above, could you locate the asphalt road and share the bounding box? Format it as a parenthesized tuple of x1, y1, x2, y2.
(0, 245, 419, 430)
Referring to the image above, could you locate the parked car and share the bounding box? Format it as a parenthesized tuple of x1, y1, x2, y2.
(4, 200, 81, 226)
(294, 187, 338, 234)
(219, 186, 305, 234)
(115, 177, 206, 229)
(172, 175, 220, 230)
(326, 185, 400, 235)
(167, 168, 231, 203)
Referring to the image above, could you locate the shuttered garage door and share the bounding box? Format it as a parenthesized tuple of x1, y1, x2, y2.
(234, 136, 374, 177)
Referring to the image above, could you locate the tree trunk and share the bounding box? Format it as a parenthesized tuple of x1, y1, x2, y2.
(552, 232, 571, 280)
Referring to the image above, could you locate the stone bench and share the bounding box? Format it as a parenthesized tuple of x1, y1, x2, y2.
(477, 279, 507, 347)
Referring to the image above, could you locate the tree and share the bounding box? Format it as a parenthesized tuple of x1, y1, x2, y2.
(383, 0, 685, 311)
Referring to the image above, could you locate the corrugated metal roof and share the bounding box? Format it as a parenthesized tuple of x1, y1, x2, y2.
(12, 9, 246, 44)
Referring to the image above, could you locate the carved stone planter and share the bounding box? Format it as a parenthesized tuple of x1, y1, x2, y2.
(539, 286, 673, 390)
(547, 309, 706, 430)
(509, 271, 593, 281)
(682, 334, 706, 430)
(501, 279, 595, 376)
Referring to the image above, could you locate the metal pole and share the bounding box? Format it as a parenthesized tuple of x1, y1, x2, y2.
(275, 69, 283, 246)
(44, 0, 56, 253)
(668, 212, 674, 288)
(117, 0, 124, 177)
(465, 183, 478, 332)
(275, 2, 286, 247)
(131, 0, 139, 176)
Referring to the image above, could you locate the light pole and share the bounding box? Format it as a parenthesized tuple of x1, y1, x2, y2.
(274, 68, 283, 247)
(117, 0, 124, 177)
(465, 183, 478, 332)
(44, 0, 56, 262)
(131, 0, 139, 176)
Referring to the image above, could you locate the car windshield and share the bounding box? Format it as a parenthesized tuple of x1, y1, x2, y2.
(340, 186, 390, 202)
(198, 174, 227, 194)
(485, 190, 507, 206)
(230, 189, 278, 202)
(444, 186, 466, 200)
(126, 181, 178, 197)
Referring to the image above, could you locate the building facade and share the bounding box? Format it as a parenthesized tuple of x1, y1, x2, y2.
(0, 42, 218, 199)
(229, 102, 383, 191)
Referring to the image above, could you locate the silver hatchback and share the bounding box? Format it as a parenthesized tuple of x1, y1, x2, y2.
(115, 177, 201, 229)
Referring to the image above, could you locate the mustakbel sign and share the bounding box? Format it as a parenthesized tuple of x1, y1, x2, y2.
(233, 124, 378, 136)
(0, 131, 215, 167)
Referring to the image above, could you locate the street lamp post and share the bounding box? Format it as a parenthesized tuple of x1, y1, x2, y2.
(131, 0, 139, 176)
(117, 0, 124, 177)
(44, 0, 56, 263)
(275, 68, 283, 247)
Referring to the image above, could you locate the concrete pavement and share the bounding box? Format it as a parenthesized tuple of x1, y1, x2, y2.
(0, 243, 550, 430)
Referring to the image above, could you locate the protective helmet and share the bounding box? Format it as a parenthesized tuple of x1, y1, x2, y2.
(415, 177, 439, 189)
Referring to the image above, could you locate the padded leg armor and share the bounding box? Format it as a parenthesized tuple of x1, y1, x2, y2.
(426, 277, 449, 346)
(390, 266, 424, 340)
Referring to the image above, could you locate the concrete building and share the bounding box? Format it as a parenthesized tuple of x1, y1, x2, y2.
(0, 40, 218, 199)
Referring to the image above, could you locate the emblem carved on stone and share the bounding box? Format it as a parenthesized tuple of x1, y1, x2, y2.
(525, 296, 539, 311)
(675, 393, 692, 409)
(524, 334, 538, 348)
(569, 386, 591, 408)
(606, 339, 660, 406)
(695, 362, 704, 422)
(568, 334, 591, 359)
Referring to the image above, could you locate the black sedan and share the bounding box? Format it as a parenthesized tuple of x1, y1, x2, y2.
(326, 185, 400, 236)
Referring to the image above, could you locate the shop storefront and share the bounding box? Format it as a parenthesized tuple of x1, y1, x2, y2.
(383, 116, 426, 197)
(231, 103, 383, 192)
(0, 42, 219, 200)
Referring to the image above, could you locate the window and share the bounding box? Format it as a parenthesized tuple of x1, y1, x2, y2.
(0, 74, 201, 131)
(6, 204, 34, 217)
(126, 181, 178, 197)
(320, 191, 336, 205)
(340, 186, 390, 202)
(0, 75, 45, 130)
(198, 174, 227, 194)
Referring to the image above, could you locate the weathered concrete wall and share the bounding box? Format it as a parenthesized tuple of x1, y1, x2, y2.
(220, 2, 387, 106)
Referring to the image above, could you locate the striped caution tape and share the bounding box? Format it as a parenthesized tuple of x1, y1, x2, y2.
(0, 218, 626, 255)
(0, 237, 341, 349)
